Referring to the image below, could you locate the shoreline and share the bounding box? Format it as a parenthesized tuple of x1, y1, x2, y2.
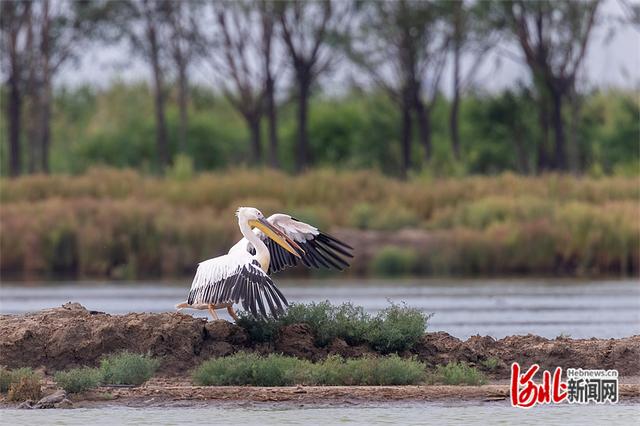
(3, 381, 640, 409)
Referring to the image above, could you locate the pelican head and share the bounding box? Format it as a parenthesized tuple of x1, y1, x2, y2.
(236, 207, 302, 257)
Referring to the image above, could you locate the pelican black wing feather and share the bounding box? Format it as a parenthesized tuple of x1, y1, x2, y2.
(245, 214, 354, 275)
(187, 255, 288, 318)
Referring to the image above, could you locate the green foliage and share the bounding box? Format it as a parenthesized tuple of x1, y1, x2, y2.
(235, 314, 281, 343)
(366, 303, 431, 353)
(430, 362, 487, 385)
(371, 246, 418, 276)
(5, 368, 42, 401)
(193, 352, 313, 387)
(237, 301, 430, 353)
(279, 301, 372, 346)
(11, 82, 637, 177)
(0, 367, 12, 393)
(349, 202, 420, 231)
(480, 357, 501, 372)
(192, 353, 426, 386)
(168, 154, 195, 182)
(54, 367, 102, 393)
(100, 352, 159, 386)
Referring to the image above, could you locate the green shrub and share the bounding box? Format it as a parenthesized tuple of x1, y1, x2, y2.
(348, 202, 420, 231)
(0, 367, 12, 393)
(193, 353, 426, 386)
(193, 352, 313, 386)
(6, 368, 42, 401)
(54, 367, 102, 393)
(430, 362, 487, 385)
(100, 352, 159, 386)
(280, 301, 371, 346)
(0, 367, 39, 394)
(371, 246, 418, 276)
(480, 357, 501, 372)
(235, 314, 281, 343)
(317, 355, 425, 386)
(236, 301, 430, 354)
(348, 203, 377, 229)
(365, 303, 430, 353)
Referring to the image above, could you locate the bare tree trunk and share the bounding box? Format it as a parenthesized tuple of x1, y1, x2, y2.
(450, 4, 462, 161)
(177, 61, 188, 154)
(7, 58, 22, 177)
(568, 89, 580, 174)
(39, 0, 51, 174)
(149, 24, 169, 170)
(248, 115, 262, 164)
(26, 61, 40, 174)
(536, 91, 550, 173)
(551, 89, 567, 171)
(414, 96, 431, 163)
(40, 75, 51, 174)
(24, 4, 39, 174)
(400, 91, 412, 179)
(265, 74, 279, 168)
(512, 125, 529, 174)
(295, 73, 310, 173)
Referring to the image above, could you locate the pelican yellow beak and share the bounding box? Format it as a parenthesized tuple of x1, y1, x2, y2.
(249, 218, 302, 258)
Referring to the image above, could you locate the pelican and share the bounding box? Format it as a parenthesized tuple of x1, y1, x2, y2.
(176, 207, 353, 320)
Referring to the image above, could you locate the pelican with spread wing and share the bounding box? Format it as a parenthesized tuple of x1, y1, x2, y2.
(176, 207, 353, 320)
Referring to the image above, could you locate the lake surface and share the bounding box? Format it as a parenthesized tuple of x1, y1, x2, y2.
(3, 401, 640, 426)
(1, 278, 638, 339)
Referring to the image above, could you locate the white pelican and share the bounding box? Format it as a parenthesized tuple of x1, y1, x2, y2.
(176, 207, 353, 320)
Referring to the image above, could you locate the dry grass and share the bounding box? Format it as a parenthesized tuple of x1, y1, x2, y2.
(1, 168, 638, 278)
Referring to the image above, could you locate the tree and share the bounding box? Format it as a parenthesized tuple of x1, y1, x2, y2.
(278, 0, 345, 172)
(118, 0, 171, 170)
(0, 1, 31, 177)
(259, 0, 280, 168)
(206, 1, 266, 164)
(444, 1, 496, 161)
(497, 0, 601, 171)
(4, 0, 115, 174)
(162, 0, 202, 155)
(347, 0, 448, 178)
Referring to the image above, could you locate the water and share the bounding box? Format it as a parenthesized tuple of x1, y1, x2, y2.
(2, 402, 639, 425)
(1, 279, 638, 339)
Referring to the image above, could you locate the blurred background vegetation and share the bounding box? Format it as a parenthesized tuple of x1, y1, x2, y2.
(1, 0, 638, 280)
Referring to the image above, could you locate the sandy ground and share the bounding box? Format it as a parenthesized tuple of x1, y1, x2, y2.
(2, 376, 639, 409)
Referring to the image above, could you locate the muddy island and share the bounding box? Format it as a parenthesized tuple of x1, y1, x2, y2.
(2, 303, 638, 378)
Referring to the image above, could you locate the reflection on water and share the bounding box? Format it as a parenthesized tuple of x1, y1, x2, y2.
(3, 401, 640, 426)
(1, 279, 638, 339)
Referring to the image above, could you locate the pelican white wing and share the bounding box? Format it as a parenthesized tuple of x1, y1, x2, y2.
(244, 214, 354, 274)
(187, 250, 288, 318)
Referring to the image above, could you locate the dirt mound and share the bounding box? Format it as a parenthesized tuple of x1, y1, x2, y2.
(1, 304, 638, 378)
(414, 332, 640, 377)
(0, 303, 248, 375)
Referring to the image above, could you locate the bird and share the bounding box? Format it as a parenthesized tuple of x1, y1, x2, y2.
(175, 207, 353, 320)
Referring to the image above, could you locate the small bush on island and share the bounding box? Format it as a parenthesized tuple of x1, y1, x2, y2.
(236, 301, 430, 352)
(54, 367, 102, 393)
(429, 362, 487, 386)
(5, 368, 42, 401)
(192, 353, 426, 386)
(366, 303, 431, 354)
(100, 352, 159, 386)
(480, 357, 501, 372)
(0, 367, 12, 393)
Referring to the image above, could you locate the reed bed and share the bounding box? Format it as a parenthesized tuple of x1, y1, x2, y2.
(1, 168, 637, 279)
